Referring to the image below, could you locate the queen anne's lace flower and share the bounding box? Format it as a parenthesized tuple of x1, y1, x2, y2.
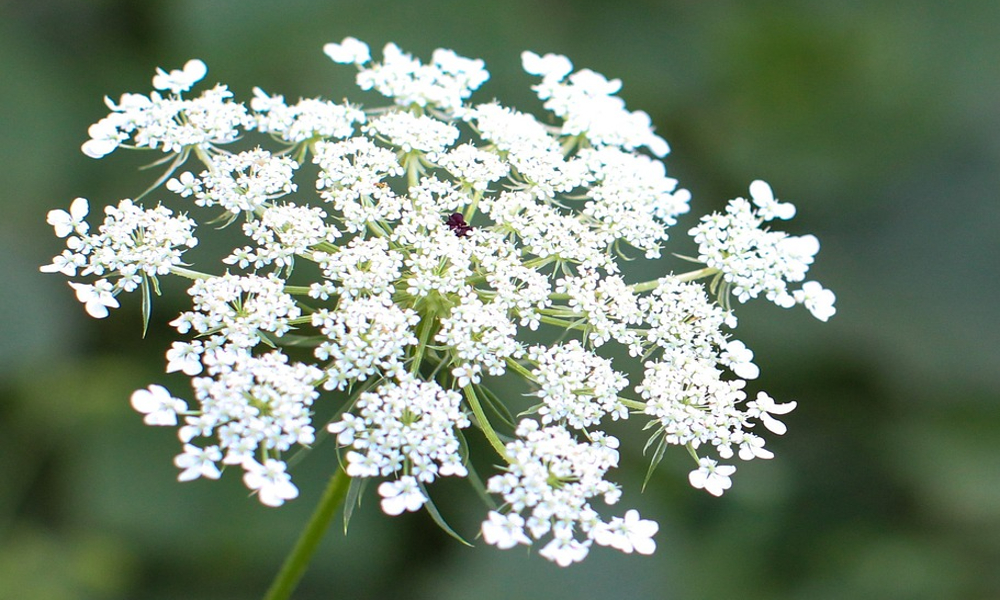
(793, 280, 837, 322)
(591, 509, 658, 555)
(483, 420, 650, 565)
(153, 59, 208, 94)
(329, 375, 470, 486)
(349, 40, 489, 113)
(174, 350, 322, 490)
(81, 77, 252, 158)
(528, 340, 628, 429)
(436, 143, 509, 190)
(42, 198, 198, 316)
(45, 40, 834, 566)
(689, 186, 828, 312)
(130, 384, 187, 426)
(436, 292, 523, 386)
(313, 136, 406, 231)
(365, 111, 459, 155)
(71, 280, 121, 318)
(312, 237, 403, 298)
(688, 457, 737, 497)
(243, 458, 300, 507)
(227, 203, 340, 271)
(171, 273, 300, 349)
(556, 269, 643, 348)
(523, 51, 670, 157)
(45, 197, 90, 238)
(249, 87, 366, 144)
(178, 148, 298, 214)
(312, 296, 419, 389)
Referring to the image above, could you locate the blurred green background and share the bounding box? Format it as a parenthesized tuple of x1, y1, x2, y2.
(2, 1, 999, 598)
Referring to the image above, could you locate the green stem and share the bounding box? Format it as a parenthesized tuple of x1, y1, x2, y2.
(618, 396, 646, 411)
(629, 267, 720, 293)
(262, 467, 351, 600)
(410, 312, 437, 374)
(169, 266, 213, 281)
(283, 285, 313, 296)
(405, 152, 422, 188)
(537, 314, 587, 330)
(674, 266, 720, 283)
(504, 357, 536, 383)
(463, 385, 510, 462)
(522, 256, 557, 271)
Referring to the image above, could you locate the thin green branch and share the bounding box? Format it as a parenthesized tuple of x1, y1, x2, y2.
(463, 385, 510, 463)
(283, 285, 314, 296)
(169, 266, 213, 281)
(629, 267, 720, 293)
(410, 312, 437, 374)
(504, 357, 536, 383)
(618, 396, 646, 411)
(262, 467, 351, 600)
(674, 266, 720, 283)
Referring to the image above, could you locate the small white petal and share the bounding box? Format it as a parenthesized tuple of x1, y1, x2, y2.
(324, 37, 370, 64)
(749, 180, 773, 205)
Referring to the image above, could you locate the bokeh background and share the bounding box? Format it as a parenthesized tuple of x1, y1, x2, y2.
(2, 1, 999, 598)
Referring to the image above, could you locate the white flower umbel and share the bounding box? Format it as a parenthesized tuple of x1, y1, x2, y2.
(329, 375, 470, 491)
(484, 419, 656, 565)
(313, 136, 406, 232)
(527, 340, 629, 429)
(345, 39, 489, 114)
(45, 40, 835, 573)
(311, 237, 402, 298)
(150, 350, 322, 504)
(171, 273, 301, 349)
(689, 182, 834, 316)
(228, 202, 341, 271)
(523, 51, 670, 157)
(177, 148, 298, 215)
(81, 66, 251, 158)
(42, 197, 198, 315)
(249, 87, 366, 145)
(436, 292, 523, 386)
(312, 296, 419, 390)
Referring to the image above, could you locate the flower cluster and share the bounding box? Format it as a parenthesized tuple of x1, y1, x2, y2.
(689, 179, 836, 320)
(41, 197, 197, 317)
(43, 37, 834, 565)
(82, 59, 251, 159)
(329, 374, 470, 514)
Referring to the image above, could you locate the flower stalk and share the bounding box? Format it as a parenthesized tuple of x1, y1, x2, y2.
(263, 467, 351, 600)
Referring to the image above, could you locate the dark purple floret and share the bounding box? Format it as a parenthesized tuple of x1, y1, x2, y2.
(445, 212, 473, 237)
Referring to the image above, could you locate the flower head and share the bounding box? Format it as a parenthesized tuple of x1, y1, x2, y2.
(47, 39, 834, 563)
